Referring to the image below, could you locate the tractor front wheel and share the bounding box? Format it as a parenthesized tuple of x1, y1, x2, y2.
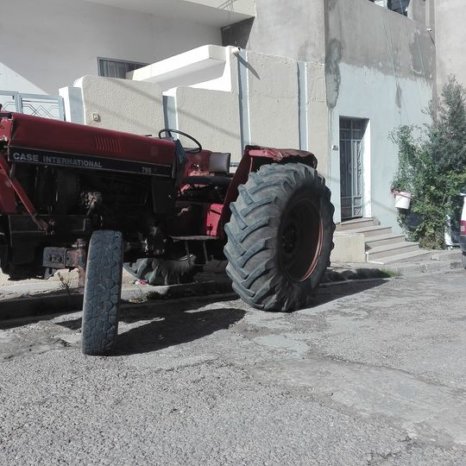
(81, 230, 123, 355)
(224, 163, 335, 311)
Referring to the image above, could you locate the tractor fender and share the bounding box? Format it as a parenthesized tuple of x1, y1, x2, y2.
(218, 145, 319, 237)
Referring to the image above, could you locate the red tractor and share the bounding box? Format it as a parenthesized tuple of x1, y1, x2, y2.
(0, 112, 335, 355)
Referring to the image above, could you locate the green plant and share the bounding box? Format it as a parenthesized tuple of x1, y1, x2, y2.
(392, 77, 466, 249)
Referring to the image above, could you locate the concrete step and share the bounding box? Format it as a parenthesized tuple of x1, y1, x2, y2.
(366, 241, 420, 261)
(336, 217, 379, 231)
(368, 249, 433, 265)
(365, 233, 407, 249)
(345, 225, 393, 238)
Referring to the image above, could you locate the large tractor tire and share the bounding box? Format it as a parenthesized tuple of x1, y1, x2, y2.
(82, 230, 123, 355)
(224, 163, 335, 312)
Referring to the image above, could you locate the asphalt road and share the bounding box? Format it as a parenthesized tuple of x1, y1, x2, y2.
(1, 271, 466, 465)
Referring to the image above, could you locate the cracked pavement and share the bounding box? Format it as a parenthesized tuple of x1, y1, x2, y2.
(1, 271, 466, 465)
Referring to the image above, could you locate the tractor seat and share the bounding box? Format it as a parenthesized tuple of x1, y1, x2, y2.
(183, 152, 232, 188)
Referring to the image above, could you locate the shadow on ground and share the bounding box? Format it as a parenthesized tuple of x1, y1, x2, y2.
(114, 306, 245, 356)
(108, 279, 389, 355)
(310, 278, 390, 307)
(55, 297, 245, 356)
(0, 277, 389, 358)
(0, 276, 390, 333)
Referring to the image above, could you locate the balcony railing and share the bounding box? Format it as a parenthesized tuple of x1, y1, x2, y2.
(0, 91, 65, 120)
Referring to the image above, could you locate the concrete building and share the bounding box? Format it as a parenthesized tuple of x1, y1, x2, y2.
(1, 0, 465, 251)
(223, 0, 436, 230)
(0, 0, 254, 94)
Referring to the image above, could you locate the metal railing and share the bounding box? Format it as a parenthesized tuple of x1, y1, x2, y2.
(0, 90, 65, 120)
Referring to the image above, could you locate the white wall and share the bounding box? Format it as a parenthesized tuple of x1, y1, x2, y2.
(0, 64, 45, 94)
(435, 0, 466, 92)
(75, 76, 164, 135)
(246, 52, 300, 149)
(171, 87, 242, 160)
(306, 63, 329, 176)
(328, 63, 433, 230)
(0, 0, 221, 95)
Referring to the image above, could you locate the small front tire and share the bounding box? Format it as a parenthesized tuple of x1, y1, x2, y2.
(81, 230, 123, 356)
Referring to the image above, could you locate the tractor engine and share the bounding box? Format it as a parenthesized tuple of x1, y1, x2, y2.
(0, 112, 178, 278)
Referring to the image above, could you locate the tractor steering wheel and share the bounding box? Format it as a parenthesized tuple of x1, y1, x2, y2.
(158, 129, 202, 153)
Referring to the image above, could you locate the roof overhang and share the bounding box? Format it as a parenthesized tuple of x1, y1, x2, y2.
(82, 0, 255, 27)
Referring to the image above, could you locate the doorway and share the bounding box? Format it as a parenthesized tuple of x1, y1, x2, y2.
(339, 118, 368, 220)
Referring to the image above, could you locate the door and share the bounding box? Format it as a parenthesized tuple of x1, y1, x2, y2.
(339, 118, 367, 220)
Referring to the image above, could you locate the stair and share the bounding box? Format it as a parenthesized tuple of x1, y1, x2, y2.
(335, 217, 433, 265)
(336, 218, 380, 231)
(343, 225, 393, 238)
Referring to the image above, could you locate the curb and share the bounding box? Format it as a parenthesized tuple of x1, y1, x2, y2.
(0, 259, 463, 323)
(0, 293, 83, 322)
(382, 259, 464, 276)
(0, 280, 233, 323)
(331, 255, 464, 278)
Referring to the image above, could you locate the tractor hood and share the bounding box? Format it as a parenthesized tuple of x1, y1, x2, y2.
(1, 112, 175, 177)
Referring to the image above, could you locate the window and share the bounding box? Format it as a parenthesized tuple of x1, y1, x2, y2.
(388, 0, 410, 15)
(369, 0, 410, 16)
(97, 58, 149, 79)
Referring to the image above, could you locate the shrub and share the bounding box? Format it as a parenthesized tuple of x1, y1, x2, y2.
(391, 77, 466, 249)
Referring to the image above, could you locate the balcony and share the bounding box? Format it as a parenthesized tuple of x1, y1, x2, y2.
(82, 0, 255, 27)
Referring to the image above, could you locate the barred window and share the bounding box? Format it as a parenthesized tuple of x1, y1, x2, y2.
(97, 58, 148, 79)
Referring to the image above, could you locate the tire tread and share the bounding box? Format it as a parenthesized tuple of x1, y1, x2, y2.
(224, 162, 335, 311)
(82, 230, 123, 355)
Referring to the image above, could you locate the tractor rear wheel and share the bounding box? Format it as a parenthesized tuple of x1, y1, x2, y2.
(224, 163, 335, 311)
(82, 230, 123, 355)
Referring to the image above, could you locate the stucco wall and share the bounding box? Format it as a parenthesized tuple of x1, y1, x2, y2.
(234, 0, 327, 64)
(158, 49, 328, 168)
(328, 63, 433, 228)
(223, 0, 436, 229)
(326, 0, 435, 86)
(0, 0, 221, 95)
(434, 0, 466, 91)
(246, 52, 300, 149)
(76, 76, 164, 135)
(306, 63, 329, 177)
(325, 0, 435, 228)
(171, 87, 242, 161)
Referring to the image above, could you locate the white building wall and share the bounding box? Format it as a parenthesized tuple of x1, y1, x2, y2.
(74, 76, 164, 135)
(0, 0, 221, 95)
(434, 0, 466, 92)
(329, 63, 433, 230)
(246, 52, 300, 149)
(171, 87, 242, 159)
(159, 49, 304, 164)
(306, 63, 329, 176)
(0, 64, 45, 94)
